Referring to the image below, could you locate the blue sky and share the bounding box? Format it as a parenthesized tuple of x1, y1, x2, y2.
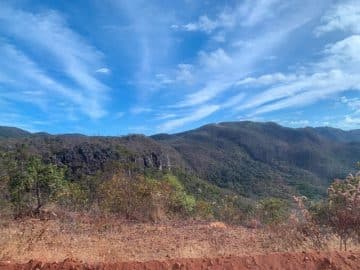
(0, 0, 359, 135)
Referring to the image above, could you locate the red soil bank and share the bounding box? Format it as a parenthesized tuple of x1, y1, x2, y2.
(1, 251, 359, 270)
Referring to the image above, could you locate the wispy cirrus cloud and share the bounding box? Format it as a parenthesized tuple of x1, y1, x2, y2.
(3, 0, 358, 134)
(96, 67, 111, 74)
(172, 0, 283, 33)
(236, 34, 360, 116)
(151, 0, 327, 132)
(172, 12, 235, 33)
(0, 43, 86, 112)
(0, 2, 109, 119)
(158, 105, 219, 132)
(173, 17, 311, 109)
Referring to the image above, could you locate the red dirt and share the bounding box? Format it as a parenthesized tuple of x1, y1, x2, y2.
(1, 251, 359, 270)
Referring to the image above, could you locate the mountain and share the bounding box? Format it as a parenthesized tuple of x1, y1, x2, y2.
(0, 126, 31, 139)
(313, 127, 360, 143)
(153, 122, 360, 198)
(0, 122, 359, 199)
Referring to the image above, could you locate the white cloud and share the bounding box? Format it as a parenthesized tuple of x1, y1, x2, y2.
(0, 3, 109, 119)
(235, 73, 297, 86)
(175, 81, 232, 108)
(96, 67, 111, 74)
(278, 119, 310, 127)
(173, 15, 310, 109)
(155, 73, 174, 85)
(222, 92, 246, 108)
(321, 35, 360, 68)
(198, 48, 232, 69)
(158, 105, 219, 132)
(237, 34, 360, 115)
(175, 12, 235, 34)
(341, 96, 360, 114)
(0, 43, 106, 119)
(252, 70, 360, 115)
(315, 1, 360, 35)
(155, 113, 177, 120)
(238, 0, 282, 27)
(345, 115, 360, 125)
(174, 0, 282, 34)
(130, 106, 152, 115)
(212, 31, 226, 42)
(175, 64, 194, 84)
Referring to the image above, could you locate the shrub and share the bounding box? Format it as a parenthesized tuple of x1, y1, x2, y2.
(7, 156, 67, 217)
(58, 181, 89, 211)
(164, 174, 196, 216)
(326, 171, 360, 250)
(263, 196, 327, 251)
(257, 197, 290, 226)
(194, 200, 213, 219)
(99, 172, 169, 221)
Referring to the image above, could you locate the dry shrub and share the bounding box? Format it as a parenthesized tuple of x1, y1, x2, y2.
(99, 172, 169, 222)
(262, 196, 327, 252)
(327, 171, 360, 250)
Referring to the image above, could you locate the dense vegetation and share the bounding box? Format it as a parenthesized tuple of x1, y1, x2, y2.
(1, 122, 359, 200)
(154, 122, 360, 199)
(0, 122, 359, 225)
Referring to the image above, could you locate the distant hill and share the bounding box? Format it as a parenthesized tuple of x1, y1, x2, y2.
(152, 122, 360, 198)
(0, 126, 31, 139)
(313, 127, 360, 143)
(0, 122, 359, 199)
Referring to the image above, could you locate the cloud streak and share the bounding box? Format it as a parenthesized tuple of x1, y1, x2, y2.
(0, 2, 109, 119)
(158, 105, 219, 132)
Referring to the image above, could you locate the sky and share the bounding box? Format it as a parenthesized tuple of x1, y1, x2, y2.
(0, 0, 359, 135)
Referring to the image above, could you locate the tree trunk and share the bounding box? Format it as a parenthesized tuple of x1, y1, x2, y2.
(340, 237, 343, 251)
(344, 238, 347, 251)
(35, 180, 41, 214)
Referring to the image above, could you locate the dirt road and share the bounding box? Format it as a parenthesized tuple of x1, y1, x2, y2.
(1, 251, 359, 270)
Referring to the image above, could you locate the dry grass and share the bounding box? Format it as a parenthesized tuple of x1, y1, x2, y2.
(0, 214, 359, 263)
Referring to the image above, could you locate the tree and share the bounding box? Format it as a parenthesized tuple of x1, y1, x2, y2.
(327, 170, 360, 250)
(99, 171, 169, 221)
(8, 156, 67, 216)
(257, 198, 290, 226)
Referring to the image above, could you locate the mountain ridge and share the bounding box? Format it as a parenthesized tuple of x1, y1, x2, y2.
(1, 121, 360, 142)
(1, 121, 359, 199)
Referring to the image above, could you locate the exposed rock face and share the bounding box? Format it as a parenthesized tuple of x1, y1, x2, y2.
(0, 133, 187, 179)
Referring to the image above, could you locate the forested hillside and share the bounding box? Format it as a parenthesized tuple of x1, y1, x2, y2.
(0, 121, 359, 201)
(153, 122, 360, 198)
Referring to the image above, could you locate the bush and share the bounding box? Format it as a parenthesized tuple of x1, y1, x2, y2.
(257, 198, 290, 226)
(194, 200, 213, 219)
(99, 172, 170, 221)
(7, 156, 68, 217)
(326, 171, 360, 250)
(263, 196, 327, 251)
(165, 174, 196, 216)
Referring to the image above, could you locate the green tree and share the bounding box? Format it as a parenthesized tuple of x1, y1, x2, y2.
(8, 156, 67, 216)
(257, 197, 290, 225)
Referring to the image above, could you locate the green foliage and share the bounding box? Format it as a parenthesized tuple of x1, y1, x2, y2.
(257, 198, 290, 225)
(99, 172, 169, 221)
(163, 174, 196, 216)
(59, 181, 89, 210)
(7, 156, 67, 215)
(194, 200, 213, 219)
